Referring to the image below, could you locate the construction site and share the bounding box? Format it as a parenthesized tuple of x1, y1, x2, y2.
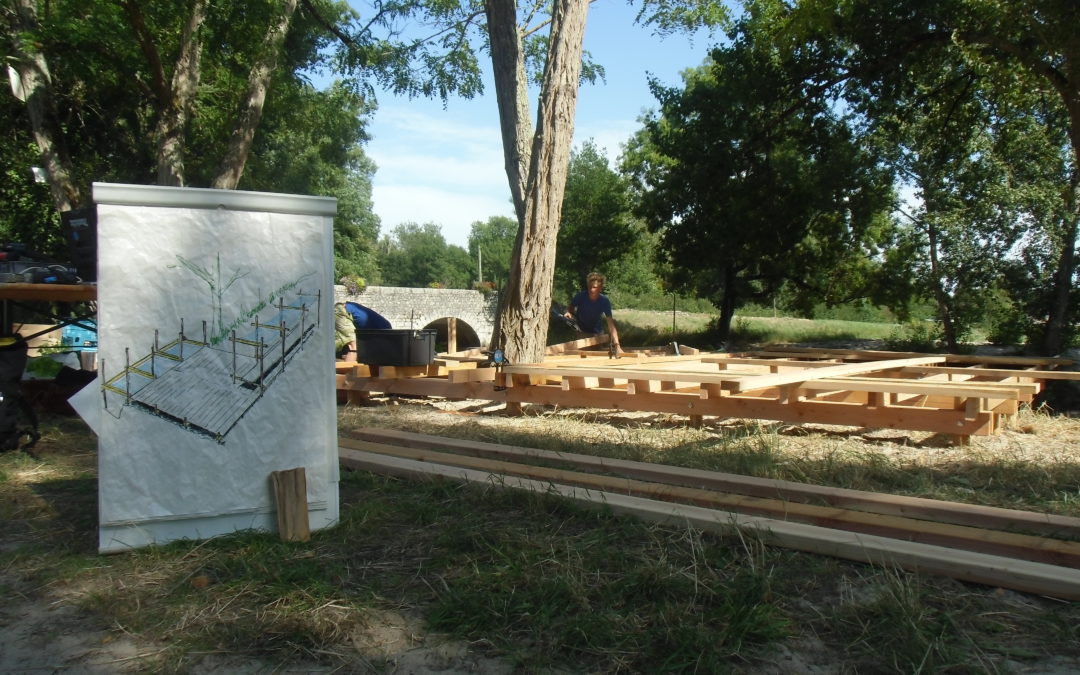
(336, 334, 1080, 602)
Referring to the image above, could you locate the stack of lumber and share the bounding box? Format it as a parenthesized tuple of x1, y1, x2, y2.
(339, 428, 1080, 601)
(336, 341, 1080, 439)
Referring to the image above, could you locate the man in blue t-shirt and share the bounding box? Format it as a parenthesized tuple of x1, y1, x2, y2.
(564, 272, 623, 356)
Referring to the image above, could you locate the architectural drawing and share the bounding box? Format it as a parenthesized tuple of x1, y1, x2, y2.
(102, 289, 321, 442)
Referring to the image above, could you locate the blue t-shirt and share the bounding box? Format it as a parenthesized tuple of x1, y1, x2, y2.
(570, 291, 613, 334)
(345, 302, 392, 330)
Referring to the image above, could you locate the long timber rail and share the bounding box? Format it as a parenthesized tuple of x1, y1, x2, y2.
(336, 337, 1080, 440)
(339, 428, 1080, 601)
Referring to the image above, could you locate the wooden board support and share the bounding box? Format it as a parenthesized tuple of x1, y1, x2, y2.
(270, 467, 310, 542)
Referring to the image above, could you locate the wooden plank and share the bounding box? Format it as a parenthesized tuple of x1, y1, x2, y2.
(448, 367, 495, 384)
(348, 428, 1080, 539)
(270, 467, 310, 542)
(501, 384, 997, 435)
(338, 448, 1080, 601)
(0, 282, 96, 302)
(801, 377, 1030, 400)
(343, 438, 1080, 567)
(752, 346, 1073, 369)
(502, 364, 742, 385)
(905, 365, 1080, 381)
(733, 356, 948, 393)
(545, 335, 608, 355)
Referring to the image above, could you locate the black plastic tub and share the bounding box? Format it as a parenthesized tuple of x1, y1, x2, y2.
(355, 329, 436, 366)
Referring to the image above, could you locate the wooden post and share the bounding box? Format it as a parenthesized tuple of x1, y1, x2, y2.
(447, 317, 458, 353)
(270, 467, 310, 542)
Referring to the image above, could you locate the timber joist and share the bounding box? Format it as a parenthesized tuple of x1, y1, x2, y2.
(336, 342, 1080, 437)
(339, 428, 1080, 601)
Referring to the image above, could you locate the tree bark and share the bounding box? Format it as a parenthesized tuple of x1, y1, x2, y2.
(147, 0, 208, 186)
(212, 0, 299, 189)
(1040, 87, 1080, 356)
(7, 0, 81, 211)
(486, 0, 590, 364)
(1042, 178, 1078, 356)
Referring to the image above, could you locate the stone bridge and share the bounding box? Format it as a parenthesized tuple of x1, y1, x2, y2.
(335, 285, 498, 352)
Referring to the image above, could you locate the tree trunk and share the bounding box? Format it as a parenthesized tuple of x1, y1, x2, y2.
(7, 0, 81, 211)
(925, 218, 959, 352)
(486, 0, 590, 364)
(153, 0, 208, 186)
(212, 0, 299, 190)
(485, 0, 533, 217)
(1042, 177, 1079, 356)
(715, 264, 738, 347)
(1041, 86, 1080, 356)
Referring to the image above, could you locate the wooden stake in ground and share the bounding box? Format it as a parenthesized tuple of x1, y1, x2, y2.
(270, 467, 310, 542)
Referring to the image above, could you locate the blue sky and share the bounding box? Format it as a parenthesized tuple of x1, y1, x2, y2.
(357, 2, 723, 247)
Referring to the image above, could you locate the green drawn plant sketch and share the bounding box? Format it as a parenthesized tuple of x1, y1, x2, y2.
(170, 253, 249, 340)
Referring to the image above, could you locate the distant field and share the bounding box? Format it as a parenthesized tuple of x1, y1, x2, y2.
(617, 309, 899, 349)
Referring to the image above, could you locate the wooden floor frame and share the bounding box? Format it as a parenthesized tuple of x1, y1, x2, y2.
(338, 338, 1080, 439)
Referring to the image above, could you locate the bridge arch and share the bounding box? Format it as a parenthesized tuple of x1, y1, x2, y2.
(335, 285, 497, 352)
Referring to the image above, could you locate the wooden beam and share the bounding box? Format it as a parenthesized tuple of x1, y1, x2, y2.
(342, 438, 1080, 568)
(338, 447, 1080, 600)
(733, 356, 948, 393)
(348, 428, 1080, 539)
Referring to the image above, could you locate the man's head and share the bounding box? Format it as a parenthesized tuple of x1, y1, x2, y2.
(586, 272, 605, 300)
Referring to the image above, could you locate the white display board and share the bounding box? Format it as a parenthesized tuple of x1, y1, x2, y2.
(92, 184, 339, 553)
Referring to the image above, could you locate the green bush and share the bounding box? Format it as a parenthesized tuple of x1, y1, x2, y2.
(611, 290, 716, 313)
(884, 321, 941, 352)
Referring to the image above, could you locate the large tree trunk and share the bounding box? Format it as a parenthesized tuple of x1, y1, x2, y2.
(486, 0, 589, 364)
(1041, 87, 1080, 355)
(1042, 176, 1078, 356)
(123, 0, 208, 186)
(212, 0, 299, 189)
(925, 217, 960, 352)
(7, 0, 81, 211)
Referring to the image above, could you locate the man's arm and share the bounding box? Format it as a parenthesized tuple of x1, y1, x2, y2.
(605, 314, 623, 355)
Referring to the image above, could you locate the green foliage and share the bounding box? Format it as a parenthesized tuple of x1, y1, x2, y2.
(379, 222, 473, 288)
(467, 215, 516, 290)
(0, 107, 63, 257)
(779, 0, 1080, 355)
(238, 82, 382, 282)
(1, 0, 381, 279)
(884, 321, 942, 353)
(554, 140, 641, 299)
(623, 16, 897, 342)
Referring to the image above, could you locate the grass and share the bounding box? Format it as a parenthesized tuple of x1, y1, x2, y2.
(3, 314, 1080, 672)
(611, 309, 900, 352)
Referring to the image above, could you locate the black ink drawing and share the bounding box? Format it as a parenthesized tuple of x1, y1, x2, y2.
(101, 277, 321, 443)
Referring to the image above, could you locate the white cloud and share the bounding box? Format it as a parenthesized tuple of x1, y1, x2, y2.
(368, 104, 513, 247)
(573, 117, 642, 163)
(373, 184, 513, 248)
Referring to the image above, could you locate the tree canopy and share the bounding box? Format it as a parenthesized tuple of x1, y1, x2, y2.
(624, 14, 896, 341)
(1, 0, 381, 278)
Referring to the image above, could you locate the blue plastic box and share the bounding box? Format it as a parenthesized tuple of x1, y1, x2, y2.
(61, 320, 97, 352)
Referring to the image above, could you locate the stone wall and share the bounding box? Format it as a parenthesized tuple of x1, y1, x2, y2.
(334, 285, 497, 349)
